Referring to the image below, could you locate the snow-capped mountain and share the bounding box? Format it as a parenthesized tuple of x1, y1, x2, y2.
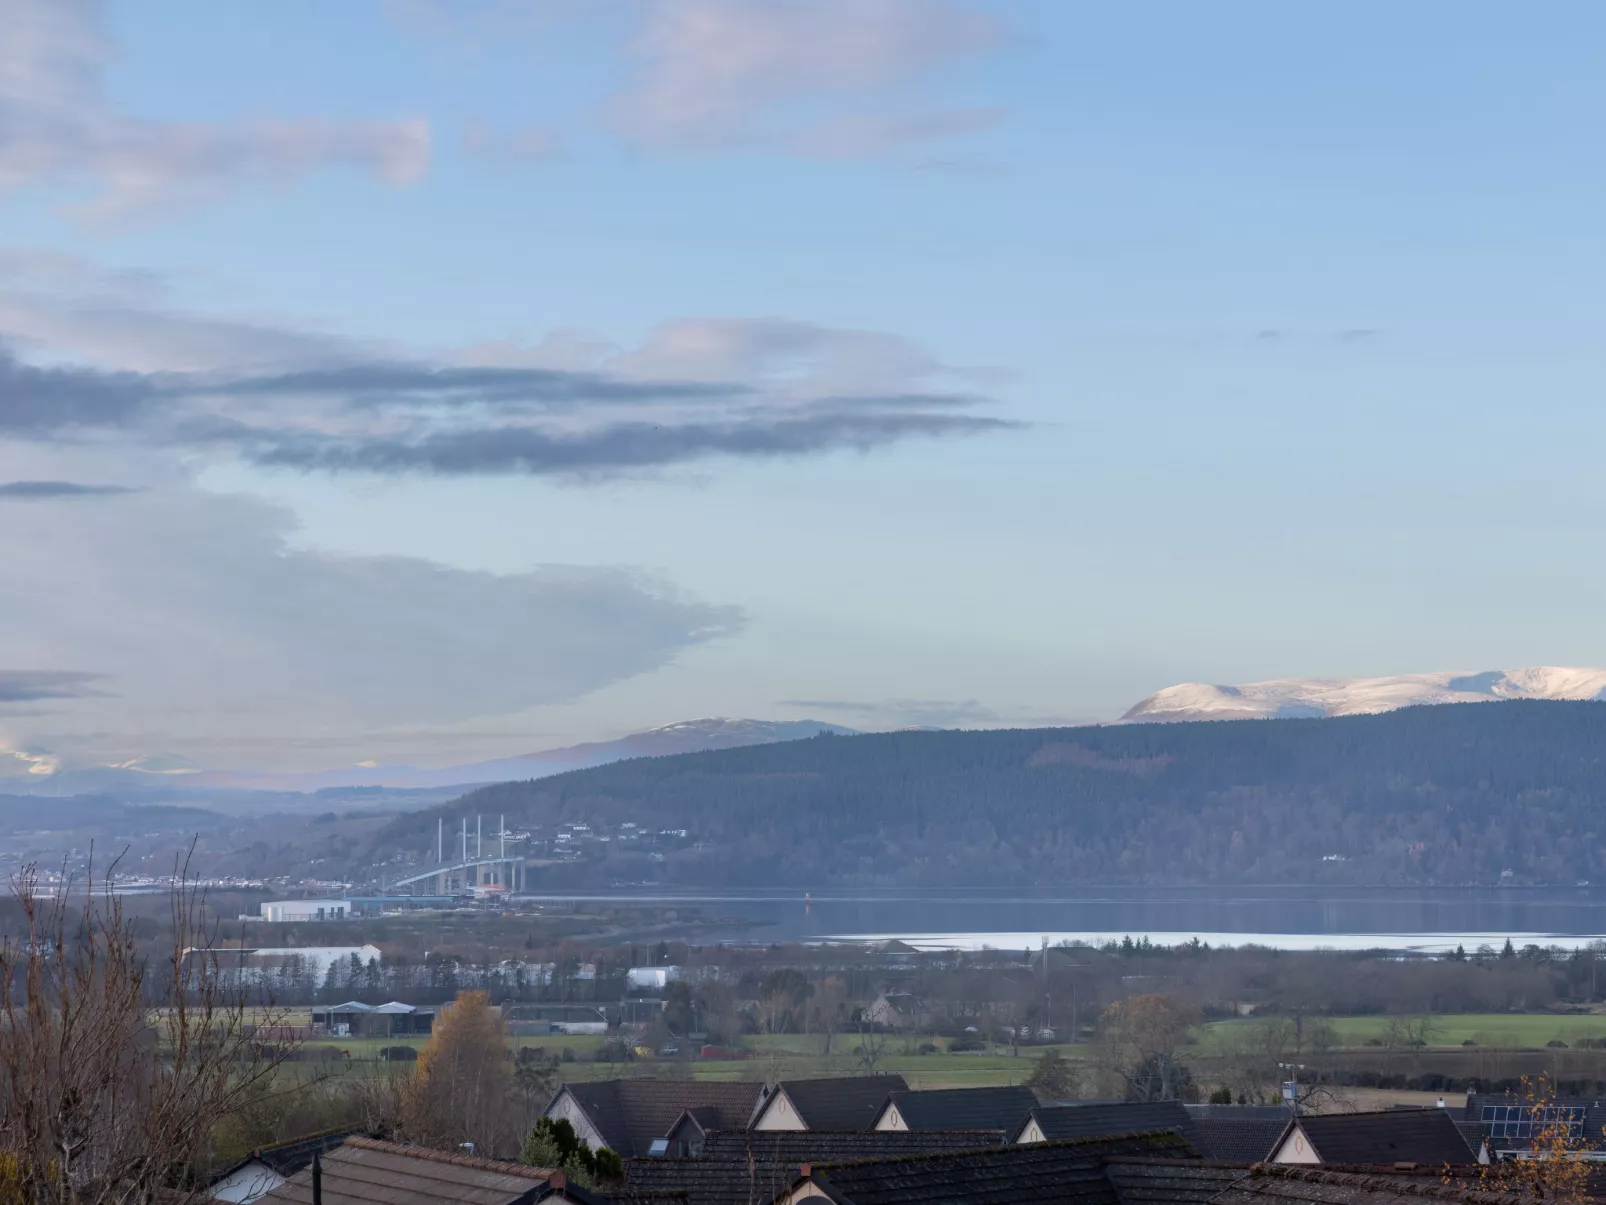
(1120, 666, 1606, 723)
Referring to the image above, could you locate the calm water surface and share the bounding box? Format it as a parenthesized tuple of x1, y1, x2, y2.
(520, 886, 1606, 951)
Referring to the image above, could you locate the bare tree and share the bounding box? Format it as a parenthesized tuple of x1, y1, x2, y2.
(0, 855, 299, 1204)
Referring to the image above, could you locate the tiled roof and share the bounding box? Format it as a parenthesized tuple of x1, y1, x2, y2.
(1285, 1111, 1476, 1166)
(557, 1080, 769, 1157)
(771, 1077, 909, 1131)
(1462, 1093, 1606, 1152)
(1100, 1156, 1253, 1205)
(627, 1130, 1008, 1205)
(705, 1130, 1009, 1163)
(1019, 1103, 1200, 1148)
(1190, 1118, 1286, 1162)
(256, 1136, 560, 1205)
(882, 1087, 1039, 1134)
(1207, 1164, 1528, 1205)
(1184, 1106, 1294, 1121)
(216, 1126, 366, 1181)
(792, 1129, 1198, 1205)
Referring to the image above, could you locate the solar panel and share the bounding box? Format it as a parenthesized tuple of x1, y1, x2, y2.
(1479, 1104, 1586, 1141)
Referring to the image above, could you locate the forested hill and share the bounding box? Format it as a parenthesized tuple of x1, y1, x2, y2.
(379, 700, 1606, 887)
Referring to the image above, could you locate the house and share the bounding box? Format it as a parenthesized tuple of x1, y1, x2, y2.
(253, 1136, 607, 1205)
(866, 993, 928, 1031)
(544, 1079, 769, 1157)
(1014, 1102, 1200, 1149)
(1270, 1109, 1477, 1166)
(625, 1130, 1009, 1205)
(208, 1128, 362, 1204)
(309, 1001, 434, 1038)
(1182, 1105, 1292, 1162)
(750, 1077, 909, 1132)
(874, 1087, 1039, 1135)
(773, 1129, 1198, 1205)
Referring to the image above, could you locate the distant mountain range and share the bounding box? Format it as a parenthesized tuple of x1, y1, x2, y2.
(1119, 666, 1606, 723)
(29, 717, 859, 795)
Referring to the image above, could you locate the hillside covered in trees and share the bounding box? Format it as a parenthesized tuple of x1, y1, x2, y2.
(378, 701, 1606, 887)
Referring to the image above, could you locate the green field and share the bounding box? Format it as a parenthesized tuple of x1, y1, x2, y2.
(1199, 1013, 1606, 1051)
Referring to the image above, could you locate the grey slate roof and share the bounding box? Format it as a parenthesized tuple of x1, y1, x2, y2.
(769, 1077, 909, 1131)
(1017, 1103, 1200, 1148)
(626, 1130, 1008, 1205)
(1190, 1118, 1286, 1162)
(1281, 1110, 1476, 1166)
(554, 1080, 769, 1157)
(213, 1126, 366, 1185)
(788, 1130, 1199, 1205)
(881, 1087, 1040, 1134)
(1207, 1164, 1526, 1205)
(1100, 1156, 1253, 1205)
(257, 1137, 569, 1205)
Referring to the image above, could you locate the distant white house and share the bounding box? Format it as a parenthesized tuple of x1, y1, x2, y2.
(627, 966, 682, 990)
(258, 899, 353, 923)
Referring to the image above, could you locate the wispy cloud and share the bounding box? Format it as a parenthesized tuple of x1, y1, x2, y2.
(609, 0, 1002, 156)
(1, 0, 430, 224)
(0, 480, 137, 498)
(0, 671, 107, 703)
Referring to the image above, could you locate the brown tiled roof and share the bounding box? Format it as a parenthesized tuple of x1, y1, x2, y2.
(1283, 1111, 1476, 1167)
(881, 1087, 1039, 1133)
(626, 1130, 1008, 1205)
(770, 1077, 909, 1131)
(256, 1136, 558, 1205)
(1099, 1156, 1252, 1205)
(556, 1079, 769, 1157)
(1207, 1164, 1529, 1205)
(792, 1129, 1198, 1205)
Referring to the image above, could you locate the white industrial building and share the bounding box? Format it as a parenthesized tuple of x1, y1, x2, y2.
(259, 899, 353, 923)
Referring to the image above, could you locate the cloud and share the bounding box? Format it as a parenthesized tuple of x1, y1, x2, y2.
(0, 480, 137, 497)
(246, 409, 1014, 475)
(1, 0, 430, 224)
(610, 0, 1002, 155)
(780, 697, 1001, 727)
(0, 301, 1018, 477)
(0, 671, 107, 703)
(0, 473, 740, 769)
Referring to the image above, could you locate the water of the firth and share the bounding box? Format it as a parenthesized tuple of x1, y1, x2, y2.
(522, 885, 1606, 951)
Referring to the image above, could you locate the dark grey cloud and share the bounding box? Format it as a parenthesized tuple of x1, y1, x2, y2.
(247, 411, 1017, 475)
(0, 481, 139, 498)
(1, 328, 1016, 476)
(212, 362, 744, 408)
(0, 671, 108, 703)
(0, 348, 155, 431)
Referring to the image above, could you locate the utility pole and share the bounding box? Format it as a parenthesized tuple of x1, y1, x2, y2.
(1279, 1062, 1304, 1116)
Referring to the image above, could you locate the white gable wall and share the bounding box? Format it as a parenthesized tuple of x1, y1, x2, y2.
(1271, 1125, 1320, 1164)
(754, 1090, 808, 1131)
(209, 1161, 286, 1204)
(873, 1102, 907, 1131)
(1015, 1117, 1046, 1145)
(545, 1089, 611, 1151)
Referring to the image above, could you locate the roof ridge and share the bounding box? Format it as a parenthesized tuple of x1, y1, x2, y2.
(341, 1135, 556, 1179)
(809, 1128, 1189, 1171)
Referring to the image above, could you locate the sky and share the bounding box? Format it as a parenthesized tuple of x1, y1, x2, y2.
(4, 0, 1606, 778)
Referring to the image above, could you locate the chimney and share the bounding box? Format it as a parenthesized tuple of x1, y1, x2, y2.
(799, 1163, 811, 1179)
(549, 1171, 567, 1190)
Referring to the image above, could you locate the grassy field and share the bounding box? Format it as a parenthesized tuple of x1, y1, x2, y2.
(1199, 1013, 1606, 1050)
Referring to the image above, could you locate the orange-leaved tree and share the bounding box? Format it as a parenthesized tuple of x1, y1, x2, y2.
(401, 990, 518, 1157)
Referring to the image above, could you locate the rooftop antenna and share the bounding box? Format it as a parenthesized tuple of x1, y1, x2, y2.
(312, 1152, 322, 1205)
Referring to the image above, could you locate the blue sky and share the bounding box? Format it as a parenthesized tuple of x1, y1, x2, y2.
(2, 0, 1605, 775)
